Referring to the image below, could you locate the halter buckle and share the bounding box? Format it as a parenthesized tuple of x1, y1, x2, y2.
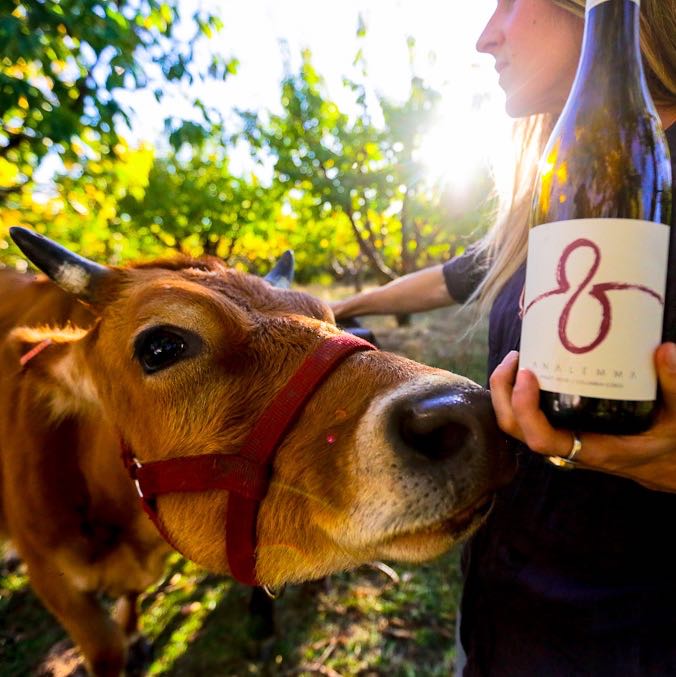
(131, 457, 144, 498)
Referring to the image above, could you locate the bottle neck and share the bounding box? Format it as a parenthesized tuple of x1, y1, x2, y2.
(585, 0, 640, 10)
(573, 0, 643, 96)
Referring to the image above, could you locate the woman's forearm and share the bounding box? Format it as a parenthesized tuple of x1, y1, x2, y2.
(331, 264, 455, 319)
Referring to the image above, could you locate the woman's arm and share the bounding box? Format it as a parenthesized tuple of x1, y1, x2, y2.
(331, 264, 455, 320)
(490, 343, 676, 491)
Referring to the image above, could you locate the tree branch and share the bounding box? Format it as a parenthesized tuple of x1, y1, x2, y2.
(146, 227, 183, 253)
(345, 207, 396, 283)
(399, 186, 414, 275)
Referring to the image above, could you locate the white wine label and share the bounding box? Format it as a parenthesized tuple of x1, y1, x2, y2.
(587, 0, 639, 10)
(520, 218, 669, 401)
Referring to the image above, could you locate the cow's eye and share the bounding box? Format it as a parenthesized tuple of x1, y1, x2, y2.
(134, 327, 197, 374)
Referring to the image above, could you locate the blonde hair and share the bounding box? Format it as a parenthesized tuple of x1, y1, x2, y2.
(471, 0, 676, 316)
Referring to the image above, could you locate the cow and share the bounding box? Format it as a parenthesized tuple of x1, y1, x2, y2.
(0, 227, 514, 676)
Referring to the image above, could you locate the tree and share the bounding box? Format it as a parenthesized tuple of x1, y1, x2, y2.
(117, 143, 282, 268)
(241, 51, 397, 284)
(0, 0, 232, 205)
(0, 12, 496, 301)
(0, 138, 155, 268)
(240, 50, 494, 286)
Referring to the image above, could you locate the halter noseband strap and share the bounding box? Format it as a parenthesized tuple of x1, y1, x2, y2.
(122, 332, 376, 586)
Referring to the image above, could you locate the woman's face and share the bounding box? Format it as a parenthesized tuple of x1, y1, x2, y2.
(477, 0, 584, 117)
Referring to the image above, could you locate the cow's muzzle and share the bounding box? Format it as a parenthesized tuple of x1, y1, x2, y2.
(391, 385, 515, 484)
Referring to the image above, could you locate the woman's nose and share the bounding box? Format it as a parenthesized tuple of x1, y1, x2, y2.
(476, 10, 504, 55)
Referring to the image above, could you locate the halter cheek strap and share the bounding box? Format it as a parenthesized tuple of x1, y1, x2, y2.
(19, 339, 54, 367)
(122, 332, 376, 586)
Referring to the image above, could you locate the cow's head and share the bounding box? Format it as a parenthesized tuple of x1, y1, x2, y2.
(10, 227, 514, 587)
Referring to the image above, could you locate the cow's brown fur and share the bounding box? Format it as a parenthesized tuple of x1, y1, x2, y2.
(0, 256, 512, 676)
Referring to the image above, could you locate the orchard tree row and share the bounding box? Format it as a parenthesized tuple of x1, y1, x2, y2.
(0, 0, 495, 287)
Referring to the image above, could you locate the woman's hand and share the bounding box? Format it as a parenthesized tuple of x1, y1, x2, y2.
(329, 298, 349, 321)
(328, 265, 454, 322)
(490, 343, 676, 491)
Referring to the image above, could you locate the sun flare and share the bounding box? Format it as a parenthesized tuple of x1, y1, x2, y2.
(416, 95, 514, 194)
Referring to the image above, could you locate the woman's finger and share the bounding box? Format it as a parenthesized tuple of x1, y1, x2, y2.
(511, 368, 575, 457)
(656, 342, 676, 419)
(489, 351, 521, 436)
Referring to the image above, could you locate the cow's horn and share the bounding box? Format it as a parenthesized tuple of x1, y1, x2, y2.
(264, 250, 294, 289)
(10, 227, 111, 302)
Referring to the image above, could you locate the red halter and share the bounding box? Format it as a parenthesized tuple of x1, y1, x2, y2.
(19, 338, 53, 367)
(122, 332, 376, 586)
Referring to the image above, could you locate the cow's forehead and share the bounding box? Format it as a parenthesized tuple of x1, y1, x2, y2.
(119, 264, 258, 305)
(115, 263, 332, 326)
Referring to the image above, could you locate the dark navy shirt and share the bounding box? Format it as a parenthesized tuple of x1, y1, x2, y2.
(442, 124, 676, 676)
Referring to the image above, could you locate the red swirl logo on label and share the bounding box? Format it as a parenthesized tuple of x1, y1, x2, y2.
(524, 238, 664, 354)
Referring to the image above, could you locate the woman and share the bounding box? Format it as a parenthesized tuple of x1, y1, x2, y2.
(332, 0, 676, 673)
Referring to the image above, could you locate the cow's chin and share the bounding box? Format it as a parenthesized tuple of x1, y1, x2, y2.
(375, 496, 494, 562)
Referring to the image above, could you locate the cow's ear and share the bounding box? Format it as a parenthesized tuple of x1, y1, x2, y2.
(9, 227, 116, 307)
(264, 250, 294, 289)
(8, 326, 99, 419)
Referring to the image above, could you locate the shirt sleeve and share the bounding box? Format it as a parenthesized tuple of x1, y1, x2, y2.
(441, 244, 488, 304)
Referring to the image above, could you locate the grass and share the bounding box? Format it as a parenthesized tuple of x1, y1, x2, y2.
(0, 295, 489, 676)
(0, 568, 67, 676)
(0, 552, 464, 677)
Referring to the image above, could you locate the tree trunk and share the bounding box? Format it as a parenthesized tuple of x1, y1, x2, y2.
(345, 208, 396, 284)
(400, 187, 415, 275)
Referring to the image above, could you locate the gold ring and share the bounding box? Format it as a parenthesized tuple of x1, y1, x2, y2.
(547, 432, 582, 470)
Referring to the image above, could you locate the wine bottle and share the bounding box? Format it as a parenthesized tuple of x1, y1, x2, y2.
(520, 0, 672, 435)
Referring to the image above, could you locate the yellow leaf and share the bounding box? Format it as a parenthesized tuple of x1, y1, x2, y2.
(101, 204, 116, 220)
(160, 4, 172, 24)
(0, 158, 19, 188)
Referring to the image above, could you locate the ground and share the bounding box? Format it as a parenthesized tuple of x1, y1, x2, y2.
(0, 296, 489, 677)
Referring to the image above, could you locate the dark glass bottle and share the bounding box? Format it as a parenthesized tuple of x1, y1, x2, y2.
(520, 0, 672, 434)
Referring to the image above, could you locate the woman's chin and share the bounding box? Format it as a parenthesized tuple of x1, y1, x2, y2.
(505, 95, 535, 119)
(505, 91, 567, 119)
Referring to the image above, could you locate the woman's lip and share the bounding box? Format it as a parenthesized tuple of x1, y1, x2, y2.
(496, 62, 508, 74)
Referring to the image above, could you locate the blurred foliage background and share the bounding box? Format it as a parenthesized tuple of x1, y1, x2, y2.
(0, 0, 498, 290)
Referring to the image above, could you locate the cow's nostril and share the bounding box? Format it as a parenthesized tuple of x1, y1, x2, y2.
(399, 416, 472, 461)
(398, 395, 475, 461)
